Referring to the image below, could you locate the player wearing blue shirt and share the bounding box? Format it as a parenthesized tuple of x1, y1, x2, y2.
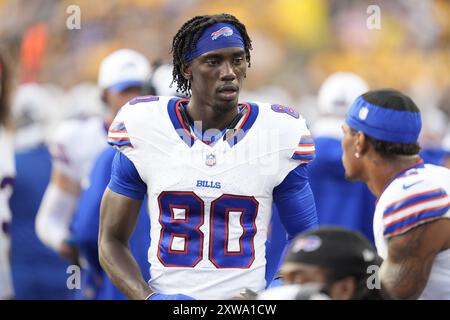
(70, 146, 150, 299)
(308, 137, 376, 242)
(420, 147, 449, 166)
(308, 72, 375, 242)
(10, 144, 73, 299)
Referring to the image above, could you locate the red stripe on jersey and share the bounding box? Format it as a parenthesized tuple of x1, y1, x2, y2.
(384, 188, 444, 212)
(385, 202, 450, 229)
(108, 137, 130, 141)
(384, 194, 448, 219)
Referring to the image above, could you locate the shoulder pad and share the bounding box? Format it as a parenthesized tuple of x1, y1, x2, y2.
(382, 177, 450, 238)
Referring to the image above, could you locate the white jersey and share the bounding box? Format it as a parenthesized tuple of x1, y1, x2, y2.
(49, 116, 108, 188)
(374, 161, 450, 299)
(108, 96, 314, 299)
(0, 126, 15, 299)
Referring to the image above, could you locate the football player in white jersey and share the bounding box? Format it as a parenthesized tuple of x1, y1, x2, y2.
(99, 13, 318, 300)
(341, 89, 450, 299)
(0, 51, 15, 299)
(35, 49, 151, 261)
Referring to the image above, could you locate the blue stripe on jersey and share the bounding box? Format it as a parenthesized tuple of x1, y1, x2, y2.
(384, 203, 450, 236)
(383, 188, 447, 217)
(110, 122, 126, 131)
(299, 137, 314, 145)
(291, 153, 315, 161)
(108, 121, 133, 147)
(292, 135, 315, 162)
(107, 138, 133, 147)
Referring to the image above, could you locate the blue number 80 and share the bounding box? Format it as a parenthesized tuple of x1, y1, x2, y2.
(157, 192, 259, 269)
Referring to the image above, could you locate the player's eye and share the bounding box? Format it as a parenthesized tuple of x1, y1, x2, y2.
(206, 59, 219, 66)
(234, 56, 244, 64)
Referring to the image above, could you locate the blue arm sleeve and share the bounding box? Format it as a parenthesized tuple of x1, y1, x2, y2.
(265, 204, 288, 286)
(70, 147, 117, 276)
(108, 151, 147, 200)
(273, 164, 318, 241)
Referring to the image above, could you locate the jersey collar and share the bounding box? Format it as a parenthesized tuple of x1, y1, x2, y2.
(376, 158, 425, 205)
(167, 97, 259, 148)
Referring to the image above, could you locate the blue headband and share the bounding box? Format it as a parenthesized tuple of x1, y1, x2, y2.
(346, 96, 421, 144)
(184, 23, 245, 62)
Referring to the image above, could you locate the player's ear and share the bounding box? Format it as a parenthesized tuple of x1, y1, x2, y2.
(101, 90, 108, 105)
(355, 131, 368, 156)
(181, 63, 192, 80)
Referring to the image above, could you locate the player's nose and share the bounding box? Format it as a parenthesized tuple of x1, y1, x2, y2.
(219, 60, 236, 81)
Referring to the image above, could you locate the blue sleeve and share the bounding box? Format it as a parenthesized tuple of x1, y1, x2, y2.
(70, 147, 117, 275)
(265, 204, 288, 286)
(108, 151, 147, 200)
(273, 164, 318, 240)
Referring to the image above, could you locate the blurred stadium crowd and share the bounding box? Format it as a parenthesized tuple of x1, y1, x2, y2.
(1, 0, 449, 135)
(0, 0, 449, 300)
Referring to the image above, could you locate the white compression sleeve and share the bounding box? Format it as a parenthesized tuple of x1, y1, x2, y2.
(0, 221, 13, 299)
(35, 183, 78, 252)
(0, 197, 13, 299)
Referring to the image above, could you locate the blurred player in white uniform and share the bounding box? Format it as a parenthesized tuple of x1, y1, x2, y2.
(9, 83, 74, 299)
(36, 49, 152, 260)
(0, 52, 15, 300)
(63, 82, 105, 120)
(342, 89, 450, 299)
(99, 14, 318, 300)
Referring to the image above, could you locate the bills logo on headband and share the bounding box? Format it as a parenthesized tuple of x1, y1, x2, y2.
(292, 236, 322, 253)
(358, 106, 369, 121)
(211, 26, 233, 40)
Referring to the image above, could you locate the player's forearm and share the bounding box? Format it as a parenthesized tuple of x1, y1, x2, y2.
(99, 189, 149, 299)
(99, 236, 152, 300)
(381, 223, 440, 300)
(379, 261, 423, 300)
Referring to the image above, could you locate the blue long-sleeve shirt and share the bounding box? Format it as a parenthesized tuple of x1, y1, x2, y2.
(70, 147, 150, 300)
(10, 145, 73, 299)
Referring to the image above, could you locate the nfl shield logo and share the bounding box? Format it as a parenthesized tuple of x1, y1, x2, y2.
(205, 154, 216, 167)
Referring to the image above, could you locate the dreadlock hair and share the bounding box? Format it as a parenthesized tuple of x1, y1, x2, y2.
(171, 13, 252, 96)
(350, 89, 421, 158)
(0, 50, 11, 127)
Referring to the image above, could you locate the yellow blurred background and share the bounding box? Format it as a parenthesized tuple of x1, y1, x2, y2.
(0, 0, 449, 105)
